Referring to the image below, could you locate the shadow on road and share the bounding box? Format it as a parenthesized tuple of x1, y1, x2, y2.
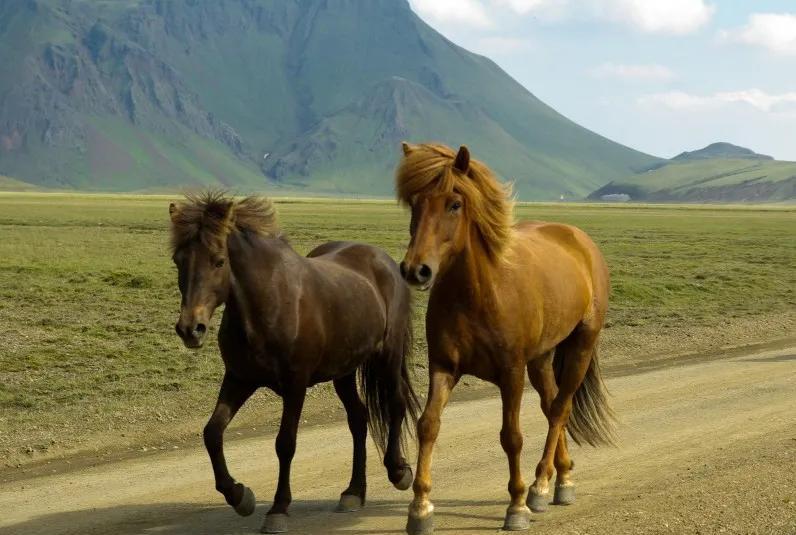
(2, 498, 509, 535)
(739, 353, 796, 363)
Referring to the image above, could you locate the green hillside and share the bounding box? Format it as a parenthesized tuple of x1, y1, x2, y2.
(0, 175, 39, 191)
(0, 0, 659, 198)
(591, 144, 796, 202)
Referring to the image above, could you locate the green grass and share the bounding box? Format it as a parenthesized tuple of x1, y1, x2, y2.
(0, 175, 39, 191)
(0, 193, 794, 464)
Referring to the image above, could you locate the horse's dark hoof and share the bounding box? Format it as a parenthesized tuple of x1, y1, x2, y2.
(406, 512, 434, 535)
(502, 505, 532, 531)
(261, 513, 288, 534)
(527, 491, 549, 513)
(335, 493, 364, 513)
(553, 484, 575, 506)
(234, 486, 256, 517)
(394, 466, 414, 491)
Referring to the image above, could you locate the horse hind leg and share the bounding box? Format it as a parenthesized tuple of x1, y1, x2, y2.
(333, 373, 368, 512)
(526, 330, 599, 513)
(369, 311, 417, 492)
(527, 351, 576, 511)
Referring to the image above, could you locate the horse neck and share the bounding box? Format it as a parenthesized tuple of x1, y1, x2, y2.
(435, 227, 501, 310)
(226, 232, 300, 339)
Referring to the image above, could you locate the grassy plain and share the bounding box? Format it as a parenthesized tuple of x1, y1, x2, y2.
(0, 193, 794, 466)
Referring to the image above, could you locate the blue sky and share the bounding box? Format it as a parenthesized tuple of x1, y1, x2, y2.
(408, 0, 796, 160)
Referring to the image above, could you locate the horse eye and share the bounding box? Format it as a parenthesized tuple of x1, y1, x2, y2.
(450, 201, 462, 212)
(214, 258, 225, 268)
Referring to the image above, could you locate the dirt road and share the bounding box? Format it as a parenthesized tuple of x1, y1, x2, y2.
(2, 346, 794, 535)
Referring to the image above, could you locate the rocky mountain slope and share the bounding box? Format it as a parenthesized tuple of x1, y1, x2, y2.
(0, 0, 660, 197)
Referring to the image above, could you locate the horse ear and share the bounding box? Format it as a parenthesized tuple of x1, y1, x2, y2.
(453, 145, 470, 173)
(169, 202, 178, 222)
(401, 141, 414, 156)
(224, 202, 236, 228)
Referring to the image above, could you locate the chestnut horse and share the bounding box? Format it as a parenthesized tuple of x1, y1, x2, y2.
(396, 143, 615, 534)
(169, 192, 419, 533)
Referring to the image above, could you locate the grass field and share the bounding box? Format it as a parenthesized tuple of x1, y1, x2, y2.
(1, 193, 794, 467)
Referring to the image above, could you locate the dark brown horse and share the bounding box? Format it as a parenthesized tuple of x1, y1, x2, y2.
(169, 192, 419, 533)
(396, 143, 615, 534)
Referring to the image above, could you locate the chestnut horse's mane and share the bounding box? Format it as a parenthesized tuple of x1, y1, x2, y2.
(170, 190, 280, 251)
(395, 142, 514, 262)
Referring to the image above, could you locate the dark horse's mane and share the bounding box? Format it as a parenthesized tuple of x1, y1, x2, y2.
(170, 191, 281, 251)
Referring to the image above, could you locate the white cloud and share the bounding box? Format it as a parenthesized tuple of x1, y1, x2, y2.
(491, 0, 715, 34)
(493, 0, 566, 15)
(597, 0, 715, 35)
(639, 89, 796, 113)
(591, 62, 676, 81)
(720, 13, 796, 56)
(408, 0, 493, 29)
(410, 0, 714, 34)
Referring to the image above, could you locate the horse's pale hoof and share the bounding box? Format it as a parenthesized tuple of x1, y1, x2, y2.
(234, 486, 256, 517)
(335, 493, 364, 513)
(394, 466, 414, 491)
(553, 484, 575, 506)
(406, 512, 434, 535)
(502, 505, 532, 531)
(261, 513, 289, 534)
(527, 491, 549, 513)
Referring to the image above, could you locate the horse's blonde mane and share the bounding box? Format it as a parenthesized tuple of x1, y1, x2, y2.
(170, 191, 279, 251)
(395, 142, 514, 262)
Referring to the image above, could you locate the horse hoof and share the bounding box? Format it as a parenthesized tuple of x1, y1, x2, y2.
(335, 493, 364, 513)
(261, 513, 289, 534)
(406, 512, 434, 535)
(394, 466, 414, 491)
(553, 484, 575, 506)
(527, 491, 549, 513)
(234, 486, 256, 517)
(502, 505, 532, 531)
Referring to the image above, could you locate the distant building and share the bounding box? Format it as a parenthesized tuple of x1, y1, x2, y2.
(600, 193, 631, 202)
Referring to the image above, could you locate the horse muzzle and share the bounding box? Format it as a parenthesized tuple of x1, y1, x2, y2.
(175, 320, 207, 349)
(399, 260, 435, 290)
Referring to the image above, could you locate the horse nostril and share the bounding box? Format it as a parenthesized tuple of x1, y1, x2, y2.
(195, 323, 207, 336)
(399, 261, 408, 279)
(417, 264, 432, 283)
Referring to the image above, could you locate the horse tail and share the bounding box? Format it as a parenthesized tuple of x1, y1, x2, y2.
(555, 346, 616, 447)
(359, 289, 420, 455)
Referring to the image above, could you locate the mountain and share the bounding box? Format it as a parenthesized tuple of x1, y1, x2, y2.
(590, 143, 796, 202)
(672, 142, 773, 162)
(0, 0, 660, 198)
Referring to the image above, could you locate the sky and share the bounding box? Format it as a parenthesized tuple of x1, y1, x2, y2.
(407, 0, 796, 160)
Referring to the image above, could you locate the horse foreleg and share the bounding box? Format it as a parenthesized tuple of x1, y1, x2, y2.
(262, 383, 307, 534)
(333, 373, 368, 512)
(204, 374, 257, 516)
(406, 369, 455, 535)
(499, 368, 532, 531)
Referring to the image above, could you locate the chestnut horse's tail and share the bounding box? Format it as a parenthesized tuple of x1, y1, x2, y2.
(556, 347, 616, 447)
(359, 296, 420, 454)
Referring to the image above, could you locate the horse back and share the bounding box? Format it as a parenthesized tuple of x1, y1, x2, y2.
(513, 220, 609, 322)
(305, 240, 409, 349)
